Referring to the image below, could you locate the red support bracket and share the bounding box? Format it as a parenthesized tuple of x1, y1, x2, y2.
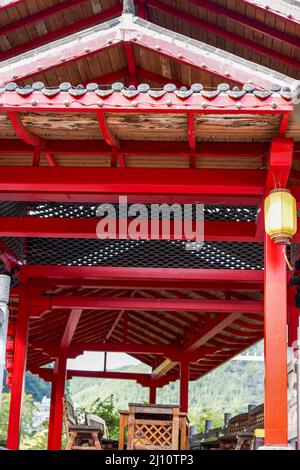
(97, 111, 120, 167)
(8, 112, 45, 166)
(8, 112, 45, 148)
(266, 138, 294, 190)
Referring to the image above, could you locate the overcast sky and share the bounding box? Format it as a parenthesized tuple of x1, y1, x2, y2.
(67, 352, 145, 371)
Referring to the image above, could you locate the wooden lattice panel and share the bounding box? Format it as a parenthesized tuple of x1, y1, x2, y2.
(133, 420, 173, 449)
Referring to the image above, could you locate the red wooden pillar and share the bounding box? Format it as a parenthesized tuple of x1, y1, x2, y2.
(264, 233, 288, 446)
(149, 385, 156, 404)
(6, 288, 29, 450)
(180, 361, 189, 413)
(47, 355, 67, 450)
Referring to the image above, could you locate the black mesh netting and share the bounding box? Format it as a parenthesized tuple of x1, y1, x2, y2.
(21, 238, 263, 269)
(0, 202, 26, 259)
(25, 202, 258, 222)
(0, 201, 263, 269)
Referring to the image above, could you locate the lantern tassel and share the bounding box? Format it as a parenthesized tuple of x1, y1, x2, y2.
(283, 248, 294, 271)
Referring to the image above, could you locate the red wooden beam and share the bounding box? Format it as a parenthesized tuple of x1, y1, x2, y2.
(147, 0, 300, 70)
(0, 217, 260, 242)
(23, 265, 264, 283)
(0, 4, 122, 62)
(24, 278, 263, 294)
(183, 312, 242, 355)
(105, 310, 124, 341)
(124, 42, 138, 86)
(0, 167, 266, 197)
(31, 367, 174, 387)
(60, 309, 82, 352)
(137, 0, 148, 19)
(187, 0, 300, 49)
(34, 295, 264, 313)
(149, 385, 156, 404)
(180, 361, 189, 412)
(0, 139, 269, 158)
(32, 341, 182, 357)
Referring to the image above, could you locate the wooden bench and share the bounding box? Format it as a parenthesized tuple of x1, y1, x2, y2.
(219, 404, 264, 450)
(119, 404, 189, 450)
(219, 412, 250, 450)
(63, 395, 105, 450)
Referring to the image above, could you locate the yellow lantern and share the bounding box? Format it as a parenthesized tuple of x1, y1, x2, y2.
(264, 188, 297, 245)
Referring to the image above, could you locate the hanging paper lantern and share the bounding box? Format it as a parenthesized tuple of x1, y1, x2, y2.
(264, 188, 297, 245)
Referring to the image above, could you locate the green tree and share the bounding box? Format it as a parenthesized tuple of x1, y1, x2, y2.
(189, 408, 224, 433)
(0, 393, 35, 447)
(21, 421, 48, 450)
(84, 395, 119, 439)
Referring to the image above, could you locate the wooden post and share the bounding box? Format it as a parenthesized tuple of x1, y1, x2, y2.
(47, 355, 67, 450)
(180, 361, 189, 413)
(149, 385, 156, 404)
(6, 285, 29, 450)
(264, 233, 288, 446)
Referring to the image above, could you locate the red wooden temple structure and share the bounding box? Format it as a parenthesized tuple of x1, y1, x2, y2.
(0, 0, 300, 450)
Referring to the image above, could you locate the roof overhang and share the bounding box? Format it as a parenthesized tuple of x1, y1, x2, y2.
(0, 13, 299, 91)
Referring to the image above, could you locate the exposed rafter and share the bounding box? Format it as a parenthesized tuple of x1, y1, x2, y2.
(0, 0, 87, 38)
(186, 0, 300, 49)
(148, 0, 300, 70)
(237, 0, 300, 25)
(0, 5, 122, 62)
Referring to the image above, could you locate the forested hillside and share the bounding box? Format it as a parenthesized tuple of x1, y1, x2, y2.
(69, 344, 264, 418)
